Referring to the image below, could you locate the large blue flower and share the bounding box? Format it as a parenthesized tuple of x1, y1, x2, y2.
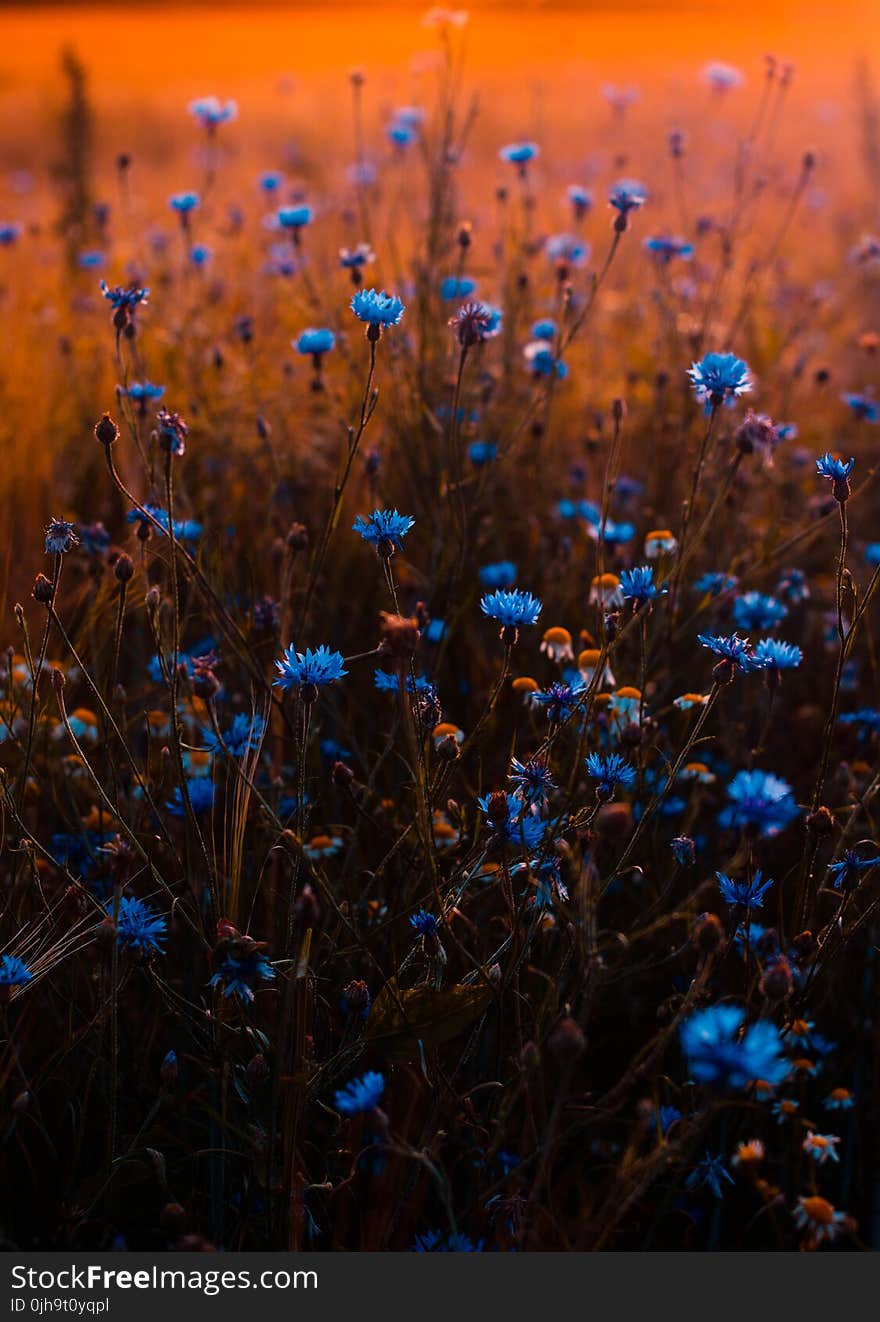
(274, 645, 347, 693)
(334, 1070, 385, 1115)
(350, 288, 405, 327)
(352, 508, 415, 551)
(680, 1005, 787, 1090)
(687, 352, 752, 410)
(480, 589, 542, 629)
(113, 896, 167, 956)
(719, 769, 798, 837)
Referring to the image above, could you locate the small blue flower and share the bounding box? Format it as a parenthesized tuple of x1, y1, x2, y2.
(480, 588, 542, 630)
(124, 381, 165, 403)
(100, 280, 149, 310)
(259, 171, 283, 192)
(697, 632, 766, 673)
(828, 849, 880, 891)
(671, 836, 696, 866)
(532, 682, 585, 723)
(295, 328, 335, 356)
(509, 757, 557, 806)
(620, 565, 661, 604)
(352, 508, 415, 551)
(45, 518, 79, 555)
(608, 179, 648, 213)
(202, 713, 265, 758)
(468, 441, 497, 466)
(816, 452, 855, 481)
(0, 954, 32, 989)
(410, 909, 439, 937)
(166, 778, 215, 817)
(687, 352, 752, 409)
(719, 769, 798, 837)
(680, 1004, 787, 1090)
(531, 319, 557, 341)
(334, 1070, 385, 1115)
(113, 896, 167, 956)
(189, 96, 237, 128)
(277, 205, 313, 230)
(754, 638, 802, 672)
(716, 868, 774, 910)
(841, 392, 879, 422)
(524, 341, 567, 378)
(440, 275, 476, 300)
(585, 752, 637, 796)
(546, 233, 590, 266)
(350, 288, 405, 328)
(189, 244, 212, 266)
(732, 592, 787, 632)
(274, 645, 347, 694)
(644, 234, 694, 262)
(479, 560, 517, 589)
(694, 572, 738, 597)
(169, 191, 200, 214)
(209, 952, 275, 1003)
(499, 141, 539, 165)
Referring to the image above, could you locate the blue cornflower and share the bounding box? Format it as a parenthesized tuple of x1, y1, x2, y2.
(190, 244, 212, 266)
(277, 205, 313, 230)
(546, 233, 590, 266)
(410, 909, 439, 937)
(295, 328, 335, 356)
(719, 769, 798, 837)
(620, 565, 661, 604)
(531, 319, 557, 341)
(334, 1070, 385, 1115)
(716, 868, 774, 910)
(754, 638, 802, 673)
(585, 751, 637, 796)
(274, 645, 347, 695)
(45, 518, 79, 555)
(259, 171, 283, 192)
(188, 96, 237, 128)
(166, 778, 215, 817)
(440, 275, 477, 300)
(816, 453, 855, 501)
(352, 508, 415, 552)
(828, 849, 880, 891)
(0, 954, 32, 989)
(209, 952, 275, 1003)
(0, 222, 23, 245)
(469, 441, 497, 466)
(479, 560, 517, 589)
(524, 341, 567, 378)
(374, 670, 434, 694)
(839, 708, 880, 736)
(685, 1152, 734, 1199)
(644, 234, 694, 262)
(169, 191, 200, 214)
(841, 391, 879, 422)
(865, 544, 880, 566)
(156, 408, 188, 457)
(77, 250, 104, 269)
(100, 280, 149, 310)
(608, 179, 648, 213)
(567, 184, 592, 214)
(680, 1005, 787, 1090)
(350, 288, 405, 330)
(732, 592, 787, 632)
(687, 352, 752, 410)
(450, 300, 500, 346)
(532, 682, 585, 724)
(477, 793, 548, 850)
(671, 835, 696, 866)
(202, 713, 265, 758)
(481, 588, 542, 632)
(697, 632, 766, 674)
(412, 1231, 484, 1252)
(124, 381, 165, 403)
(499, 141, 539, 165)
(694, 572, 738, 597)
(113, 896, 167, 956)
(509, 757, 557, 806)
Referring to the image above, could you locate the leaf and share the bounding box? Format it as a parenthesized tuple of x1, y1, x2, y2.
(365, 978, 492, 1058)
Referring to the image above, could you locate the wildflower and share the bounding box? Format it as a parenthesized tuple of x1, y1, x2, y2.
(716, 869, 774, 910)
(412, 1230, 484, 1252)
(531, 681, 585, 724)
(479, 560, 517, 589)
(644, 529, 677, 559)
(732, 1139, 765, 1168)
(509, 757, 557, 807)
(680, 1004, 788, 1089)
(585, 752, 637, 797)
(156, 409, 188, 457)
(440, 276, 476, 301)
(802, 1131, 840, 1165)
(720, 769, 799, 837)
(824, 1087, 854, 1111)
(754, 638, 802, 675)
(295, 327, 335, 358)
(567, 184, 592, 218)
(468, 441, 497, 466)
(450, 300, 496, 347)
(608, 179, 647, 215)
(733, 592, 787, 632)
(188, 96, 237, 129)
(685, 1152, 734, 1198)
(671, 836, 696, 866)
(100, 280, 149, 311)
(113, 896, 167, 956)
(531, 318, 557, 341)
(839, 707, 880, 736)
(540, 627, 574, 662)
(350, 288, 405, 336)
(589, 573, 623, 608)
(169, 191, 200, 214)
(339, 242, 375, 279)
(828, 849, 880, 891)
(166, 778, 215, 817)
(694, 571, 738, 597)
(816, 451, 855, 501)
(304, 834, 343, 860)
(794, 1196, 849, 1246)
(334, 1070, 385, 1115)
(620, 565, 661, 604)
(0, 954, 32, 990)
(772, 1098, 800, 1123)
(840, 391, 878, 422)
(499, 141, 539, 167)
(202, 713, 265, 758)
(703, 61, 744, 91)
(687, 352, 752, 410)
(353, 508, 415, 555)
(274, 645, 347, 698)
(524, 340, 567, 378)
(209, 951, 275, 1003)
(675, 692, 709, 710)
(0, 222, 23, 245)
(277, 204, 313, 230)
(546, 233, 590, 267)
(409, 909, 439, 937)
(478, 793, 547, 850)
(45, 518, 79, 556)
(697, 631, 766, 676)
(481, 588, 542, 640)
(644, 234, 694, 263)
(124, 381, 165, 404)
